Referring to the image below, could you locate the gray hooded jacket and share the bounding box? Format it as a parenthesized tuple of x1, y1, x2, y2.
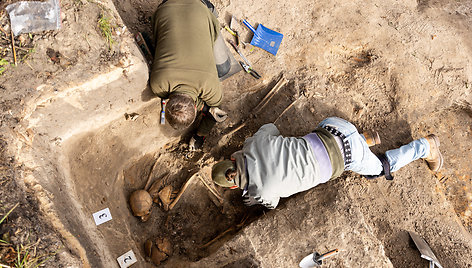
(231, 123, 331, 209)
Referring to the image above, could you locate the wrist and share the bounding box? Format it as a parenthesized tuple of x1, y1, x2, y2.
(201, 103, 210, 113)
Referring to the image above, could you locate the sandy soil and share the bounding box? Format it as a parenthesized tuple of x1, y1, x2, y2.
(0, 0, 126, 266)
(1, 0, 472, 267)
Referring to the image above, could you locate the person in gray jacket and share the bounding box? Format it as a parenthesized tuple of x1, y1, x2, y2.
(211, 117, 443, 209)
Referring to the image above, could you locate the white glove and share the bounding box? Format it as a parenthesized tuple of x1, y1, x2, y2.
(189, 137, 197, 151)
(189, 134, 204, 151)
(209, 107, 228, 122)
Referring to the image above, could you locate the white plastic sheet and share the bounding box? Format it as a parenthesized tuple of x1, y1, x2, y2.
(6, 0, 61, 36)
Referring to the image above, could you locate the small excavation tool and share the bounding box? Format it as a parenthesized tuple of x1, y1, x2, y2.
(225, 26, 240, 47)
(240, 61, 261, 79)
(134, 32, 153, 65)
(227, 39, 261, 79)
(160, 99, 166, 125)
(299, 249, 339, 267)
(409, 231, 443, 268)
(227, 15, 250, 48)
(228, 39, 251, 65)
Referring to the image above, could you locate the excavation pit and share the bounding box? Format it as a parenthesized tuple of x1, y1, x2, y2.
(62, 116, 253, 266)
(7, 0, 472, 266)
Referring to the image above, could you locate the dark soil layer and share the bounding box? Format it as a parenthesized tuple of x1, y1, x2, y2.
(0, 137, 62, 267)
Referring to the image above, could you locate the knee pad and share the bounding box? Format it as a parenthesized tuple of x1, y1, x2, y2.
(364, 154, 394, 180)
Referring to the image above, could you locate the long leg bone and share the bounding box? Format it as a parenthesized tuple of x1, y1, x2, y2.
(144, 154, 162, 191)
(199, 226, 235, 248)
(199, 213, 249, 248)
(197, 174, 224, 204)
(217, 76, 288, 147)
(252, 76, 288, 114)
(274, 95, 304, 125)
(168, 173, 198, 210)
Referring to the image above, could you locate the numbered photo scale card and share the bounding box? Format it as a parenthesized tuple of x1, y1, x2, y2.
(117, 250, 137, 268)
(92, 207, 112, 226)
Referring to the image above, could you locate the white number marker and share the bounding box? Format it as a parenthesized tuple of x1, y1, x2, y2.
(92, 208, 112, 226)
(117, 250, 137, 268)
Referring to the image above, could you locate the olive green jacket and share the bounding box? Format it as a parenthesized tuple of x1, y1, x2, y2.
(150, 0, 222, 109)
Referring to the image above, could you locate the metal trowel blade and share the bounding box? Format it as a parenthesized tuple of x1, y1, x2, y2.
(230, 16, 238, 29)
(409, 231, 443, 268)
(299, 253, 317, 268)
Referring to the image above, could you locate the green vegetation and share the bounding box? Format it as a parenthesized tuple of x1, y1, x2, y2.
(0, 202, 18, 225)
(1, 203, 57, 268)
(0, 58, 9, 75)
(13, 243, 57, 268)
(98, 14, 115, 50)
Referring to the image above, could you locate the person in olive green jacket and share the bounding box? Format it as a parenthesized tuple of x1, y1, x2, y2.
(150, 0, 227, 149)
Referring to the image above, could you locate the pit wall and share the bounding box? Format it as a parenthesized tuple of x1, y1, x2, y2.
(12, 2, 177, 266)
(17, 55, 154, 267)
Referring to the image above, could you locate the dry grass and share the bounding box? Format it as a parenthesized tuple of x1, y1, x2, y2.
(0, 203, 58, 267)
(0, 203, 18, 225)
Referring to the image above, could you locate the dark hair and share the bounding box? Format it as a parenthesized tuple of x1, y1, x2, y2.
(225, 168, 237, 181)
(165, 93, 196, 130)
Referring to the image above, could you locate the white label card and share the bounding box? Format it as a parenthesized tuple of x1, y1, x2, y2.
(92, 208, 112, 226)
(117, 250, 137, 268)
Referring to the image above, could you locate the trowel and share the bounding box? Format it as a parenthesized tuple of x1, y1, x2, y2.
(409, 231, 443, 268)
(299, 249, 339, 267)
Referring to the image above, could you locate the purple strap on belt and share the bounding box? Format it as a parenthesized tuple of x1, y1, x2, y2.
(303, 133, 332, 181)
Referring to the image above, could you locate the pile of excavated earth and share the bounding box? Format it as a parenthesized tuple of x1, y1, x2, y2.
(1, 0, 472, 267)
